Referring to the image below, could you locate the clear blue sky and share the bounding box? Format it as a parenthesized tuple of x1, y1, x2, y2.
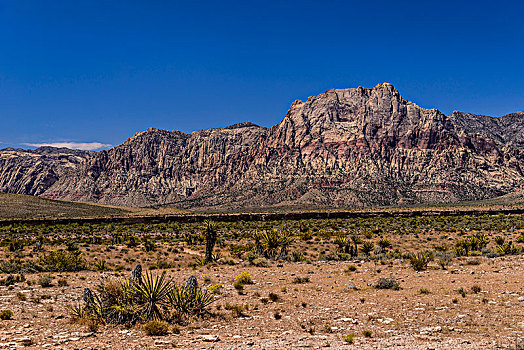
(1, 1, 523, 150)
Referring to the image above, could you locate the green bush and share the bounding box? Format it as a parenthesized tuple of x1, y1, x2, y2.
(374, 277, 400, 290)
(342, 334, 354, 344)
(38, 250, 86, 272)
(0, 310, 13, 320)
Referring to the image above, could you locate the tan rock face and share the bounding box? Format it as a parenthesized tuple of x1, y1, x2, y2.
(0, 147, 92, 196)
(2, 83, 524, 209)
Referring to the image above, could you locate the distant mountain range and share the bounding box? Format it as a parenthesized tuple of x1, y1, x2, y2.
(2, 83, 524, 210)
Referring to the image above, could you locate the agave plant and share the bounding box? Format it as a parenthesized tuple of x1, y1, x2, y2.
(190, 288, 214, 315)
(168, 284, 214, 317)
(334, 233, 349, 252)
(255, 229, 294, 259)
(409, 251, 434, 271)
(134, 271, 173, 321)
(168, 286, 193, 316)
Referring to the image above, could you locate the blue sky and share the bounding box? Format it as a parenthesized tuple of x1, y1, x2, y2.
(1, 0, 523, 150)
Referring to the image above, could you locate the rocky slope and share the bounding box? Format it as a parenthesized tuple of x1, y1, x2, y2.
(0, 147, 91, 196)
(2, 83, 524, 209)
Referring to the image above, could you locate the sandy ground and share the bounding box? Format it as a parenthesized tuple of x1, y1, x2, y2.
(1, 254, 523, 349)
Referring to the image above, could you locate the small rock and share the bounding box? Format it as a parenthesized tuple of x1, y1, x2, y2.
(201, 334, 220, 342)
(419, 326, 442, 334)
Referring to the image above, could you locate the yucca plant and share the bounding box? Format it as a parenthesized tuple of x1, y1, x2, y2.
(168, 285, 214, 317)
(360, 241, 374, 256)
(190, 288, 214, 315)
(409, 251, 434, 271)
(496, 242, 520, 256)
(69, 302, 86, 319)
(134, 271, 173, 321)
(255, 229, 294, 259)
(84, 293, 104, 321)
(168, 286, 193, 316)
(94, 259, 107, 271)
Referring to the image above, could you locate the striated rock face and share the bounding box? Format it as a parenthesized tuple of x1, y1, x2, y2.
(0, 147, 92, 196)
(43, 123, 268, 207)
(2, 83, 524, 209)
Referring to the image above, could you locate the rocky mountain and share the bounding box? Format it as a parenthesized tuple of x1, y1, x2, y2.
(2, 83, 524, 209)
(0, 147, 92, 196)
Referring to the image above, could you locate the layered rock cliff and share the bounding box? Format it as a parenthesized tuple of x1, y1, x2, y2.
(0, 147, 92, 196)
(2, 83, 523, 209)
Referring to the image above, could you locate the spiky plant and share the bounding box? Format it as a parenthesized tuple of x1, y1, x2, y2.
(134, 271, 173, 321)
(168, 285, 214, 317)
(69, 302, 86, 319)
(409, 251, 434, 271)
(377, 238, 392, 251)
(360, 241, 374, 256)
(334, 234, 349, 252)
(190, 288, 214, 315)
(168, 286, 191, 317)
(255, 229, 294, 259)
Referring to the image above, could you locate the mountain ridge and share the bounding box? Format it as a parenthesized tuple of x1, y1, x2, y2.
(2, 83, 524, 209)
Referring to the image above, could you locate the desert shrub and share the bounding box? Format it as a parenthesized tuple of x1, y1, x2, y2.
(38, 274, 53, 287)
(38, 250, 86, 272)
(292, 276, 310, 284)
(362, 330, 373, 338)
(471, 285, 481, 294)
(346, 265, 357, 272)
(224, 303, 247, 317)
(143, 320, 169, 336)
(208, 284, 222, 294)
(409, 251, 433, 271)
(85, 319, 99, 332)
(268, 292, 279, 302)
(168, 285, 214, 317)
(289, 251, 306, 262)
(0, 310, 13, 320)
(0, 258, 41, 274)
(229, 244, 250, 259)
(234, 272, 253, 285)
(419, 288, 430, 294)
(377, 238, 392, 251)
(496, 242, 521, 256)
(342, 334, 354, 344)
(57, 278, 68, 287)
(374, 277, 400, 290)
(233, 280, 244, 291)
(8, 239, 25, 252)
(94, 259, 107, 271)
